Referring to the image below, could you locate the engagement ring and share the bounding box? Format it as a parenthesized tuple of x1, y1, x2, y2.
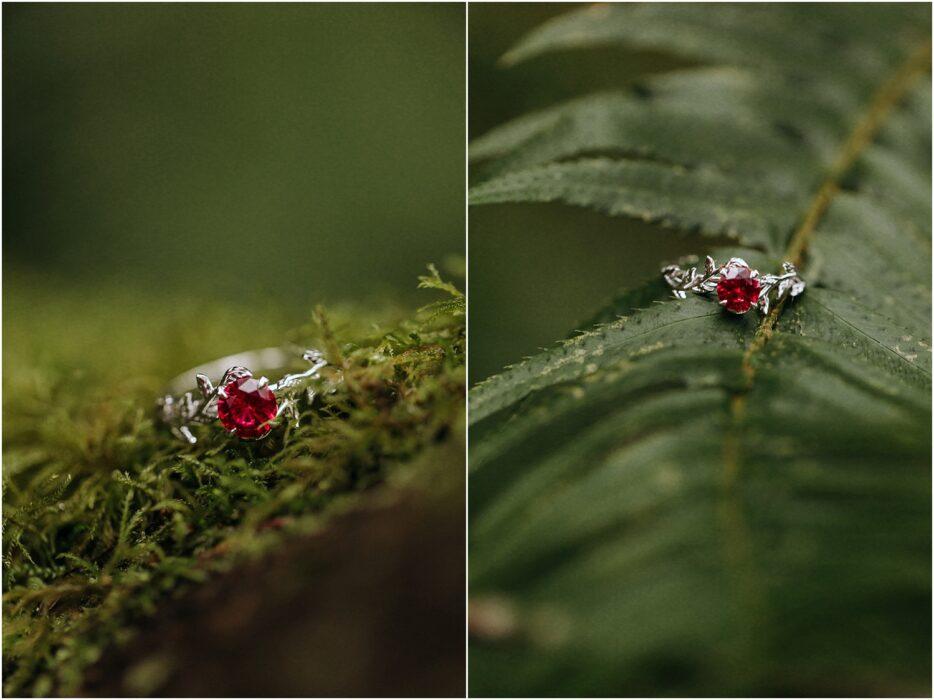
(157, 347, 329, 444)
(661, 256, 805, 315)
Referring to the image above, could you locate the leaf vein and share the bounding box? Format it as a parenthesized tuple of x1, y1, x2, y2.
(806, 296, 932, 378)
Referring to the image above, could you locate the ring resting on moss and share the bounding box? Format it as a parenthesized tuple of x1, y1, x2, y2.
(157, 347, 333, 443)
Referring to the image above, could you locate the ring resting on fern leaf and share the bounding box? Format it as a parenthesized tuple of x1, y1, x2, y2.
(662, 256, 805, 315)
(157, 347, 334, 443)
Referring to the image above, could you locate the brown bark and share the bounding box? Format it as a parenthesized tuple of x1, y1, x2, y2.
(81, 484, 465, 697)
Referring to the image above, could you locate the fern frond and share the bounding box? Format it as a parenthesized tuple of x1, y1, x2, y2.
(470, 5, 932, 696)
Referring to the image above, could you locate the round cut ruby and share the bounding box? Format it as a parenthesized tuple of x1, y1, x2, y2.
(716, 258, 761, 314)
(217, 376, 278, 439)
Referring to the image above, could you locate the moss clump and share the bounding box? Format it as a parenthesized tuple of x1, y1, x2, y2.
(3, 266, 465, 697)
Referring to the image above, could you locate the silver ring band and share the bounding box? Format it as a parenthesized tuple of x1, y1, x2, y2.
(661, 255, 805, 315)
(165, 347, 295, 395)
(157, 347, 328, 444)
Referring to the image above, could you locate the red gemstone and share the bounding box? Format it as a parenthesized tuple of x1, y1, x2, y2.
(716, 259, 761, 314)
(217, 376, 278, 439)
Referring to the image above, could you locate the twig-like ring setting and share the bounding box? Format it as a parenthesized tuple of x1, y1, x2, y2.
(157, 347, 329, 444)
(662, 256, 805, 315)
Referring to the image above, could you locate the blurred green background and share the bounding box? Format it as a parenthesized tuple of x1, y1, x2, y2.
(4, 3, 464, 380)
(469, 3, 716, 384)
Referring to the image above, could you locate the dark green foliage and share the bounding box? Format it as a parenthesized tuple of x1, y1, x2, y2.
(3, 268, 465, 697)
(470, 4, 930, 696)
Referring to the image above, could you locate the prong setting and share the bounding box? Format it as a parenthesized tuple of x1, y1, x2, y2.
(157, 349, 329, 443)
(662, 255, 805, 316)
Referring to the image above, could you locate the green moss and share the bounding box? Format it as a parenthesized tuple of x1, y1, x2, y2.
(3, 267, 465, 697)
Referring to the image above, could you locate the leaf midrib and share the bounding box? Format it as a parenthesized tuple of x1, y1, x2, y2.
(738, 39, 933, 389)
(720, 40, 932, 617)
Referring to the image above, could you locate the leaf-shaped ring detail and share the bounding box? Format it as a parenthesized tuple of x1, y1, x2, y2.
(156, 348, 330, 444)
(662, 256, 805, 315)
